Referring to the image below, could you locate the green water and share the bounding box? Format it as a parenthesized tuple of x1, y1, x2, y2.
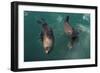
(24, 11, 90, 62)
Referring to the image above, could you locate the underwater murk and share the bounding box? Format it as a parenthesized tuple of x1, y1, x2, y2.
(24, 11, 90, 62)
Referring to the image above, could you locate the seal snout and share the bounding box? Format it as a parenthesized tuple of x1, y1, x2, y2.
(45, 47, 50, 54)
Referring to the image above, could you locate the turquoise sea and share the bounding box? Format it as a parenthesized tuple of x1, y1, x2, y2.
(24, 11, 90, 62)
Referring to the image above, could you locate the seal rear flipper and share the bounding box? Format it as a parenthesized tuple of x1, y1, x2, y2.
(67, 42, 73, 49)
(65, 16, 69, 22)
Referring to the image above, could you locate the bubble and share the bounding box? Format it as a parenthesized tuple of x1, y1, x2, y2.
(83, 14, 90, 22)
(57, 15, 63, 23)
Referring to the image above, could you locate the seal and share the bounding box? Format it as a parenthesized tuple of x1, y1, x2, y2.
(64, 16, 79, 48)
(38, 18, 54, 54)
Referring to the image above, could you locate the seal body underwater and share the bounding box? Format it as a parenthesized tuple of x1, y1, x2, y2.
(64, 16, 79, 48)
(39, 18, 54, 54)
